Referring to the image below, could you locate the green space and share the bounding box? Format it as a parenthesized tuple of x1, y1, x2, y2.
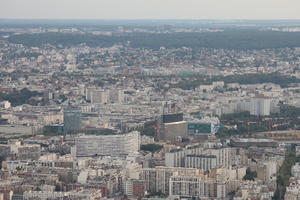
(7, 30, 300, 50)
(273, 146, 300, 200)
(0, 88, 42, 106)
(170, 73, 300, 90)
(140, 144, 163, 153)
(137, 126, 156, 137)
(217, 105, 300, 137)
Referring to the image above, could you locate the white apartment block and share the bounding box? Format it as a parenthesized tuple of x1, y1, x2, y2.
(75, 131, 140, 157)
(185, 155, 217, 171)
(250, 98, 271, 116)
(166, 146, 232, 170)
(169, 176, 226, 199)
(140, 167, 203, 195)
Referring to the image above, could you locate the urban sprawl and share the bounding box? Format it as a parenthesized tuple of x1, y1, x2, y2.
(0, 23, 300, 200)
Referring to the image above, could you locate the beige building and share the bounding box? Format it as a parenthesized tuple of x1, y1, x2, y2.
(162, 121, 187, 141)
(10, 142, 41, 160)
(140, 167, 204, 195)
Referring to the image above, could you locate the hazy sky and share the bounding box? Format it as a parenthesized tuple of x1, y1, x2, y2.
(1, 0, 300, 19)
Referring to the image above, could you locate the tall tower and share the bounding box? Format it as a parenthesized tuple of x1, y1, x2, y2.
(63, 106, 81, 134)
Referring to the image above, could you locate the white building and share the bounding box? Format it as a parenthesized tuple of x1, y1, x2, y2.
(185, 155, 217, 171)
(169, 175, 226, 199)
(23, 191, 65, 200)
(140, 167, 203, 195)
(166, 147, 232, 170)
(291, 163, 300, 179)
(0, 101, 11, 109)
(74, 131, 140, 157)
(250, 98, 271, 116)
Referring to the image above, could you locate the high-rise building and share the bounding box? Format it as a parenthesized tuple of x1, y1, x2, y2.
(250, 98, 271, 116)
(74, 131, 140, 157)
(63, 107, 81, 134)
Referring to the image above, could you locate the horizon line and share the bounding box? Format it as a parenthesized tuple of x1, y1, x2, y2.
(1, 18, 300, 21)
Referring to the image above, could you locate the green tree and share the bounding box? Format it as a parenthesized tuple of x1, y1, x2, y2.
(140, 144, 163, 153)
(273, 147, 297, 200)
(243, 168, 257, 181)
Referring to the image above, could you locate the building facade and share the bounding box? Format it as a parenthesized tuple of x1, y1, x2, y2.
(75, 131, 140, 157)
(63, 107, 81, 134)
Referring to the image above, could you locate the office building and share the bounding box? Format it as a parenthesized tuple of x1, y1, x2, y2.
(63, 107, 81, 134)
(156, 113, 187, 141)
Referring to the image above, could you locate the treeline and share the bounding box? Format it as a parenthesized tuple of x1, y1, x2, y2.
(7, 30, 300, 50)
(171, 73, 300, 90)
(223, 74, 300, 88)
(136, 126, 156, 137)
(217, 105, 300, 137)
(140, 144, 163, 153)
(0, 88, 41, 106)
(130, 30, 300, 50)
(8, 32, 126, 48)
(273, 147, 300, 200)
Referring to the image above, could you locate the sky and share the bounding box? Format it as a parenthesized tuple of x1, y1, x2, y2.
(1, 0, 300, 20)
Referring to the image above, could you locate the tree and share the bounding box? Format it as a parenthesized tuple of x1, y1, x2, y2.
(0, 156, 4, 169)
(16, 166, 22, 171)
(273, 147, 297, 200)
(140, 144, 163, 153)
(243, 168, 257, 181)
(137, 126, 156, 137)
(0, 88, 41, 106)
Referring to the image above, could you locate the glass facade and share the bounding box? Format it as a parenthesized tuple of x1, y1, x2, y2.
(188, 123, 211, 135)
(63, 107, 81, 134)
